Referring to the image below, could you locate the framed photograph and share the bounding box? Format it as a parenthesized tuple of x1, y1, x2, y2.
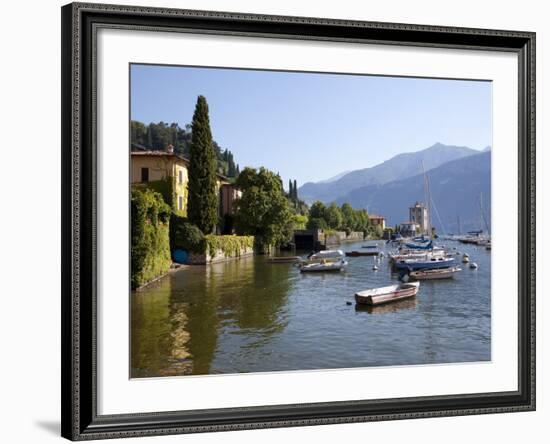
(61, 2, 535, 440)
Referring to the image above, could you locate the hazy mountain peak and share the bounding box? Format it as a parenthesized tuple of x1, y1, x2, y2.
(298, 142, 479, 204)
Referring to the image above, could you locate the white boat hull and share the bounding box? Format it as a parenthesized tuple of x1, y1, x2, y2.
(355, 282, 420, 305)
(409, 266, 461, 280)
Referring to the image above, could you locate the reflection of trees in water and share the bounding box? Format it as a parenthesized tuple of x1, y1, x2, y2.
(131, 257, 294, 377)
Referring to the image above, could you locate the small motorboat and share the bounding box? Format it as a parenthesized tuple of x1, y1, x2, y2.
(409, 266, 461, 280)
(300, 250, 348, 272)
(469, 262, 478, 269)
(355, 282, 420, 306)
(462, 254, 470, 263)
(300, 259, 348, 272)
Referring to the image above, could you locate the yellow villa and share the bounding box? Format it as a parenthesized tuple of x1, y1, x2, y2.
(131, 145, 240, 220)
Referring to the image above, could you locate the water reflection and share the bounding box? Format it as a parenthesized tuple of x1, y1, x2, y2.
(131, 256, 292, 377)
(131, 240, 491, 377)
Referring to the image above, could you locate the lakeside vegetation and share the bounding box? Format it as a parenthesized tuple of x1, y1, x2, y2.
(307, 201, 380, 238)
(130, 94, 382, 287)
(131, 188, 172, 289)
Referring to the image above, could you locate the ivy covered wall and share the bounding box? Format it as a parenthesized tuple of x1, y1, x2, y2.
(131, 188, 172, 289)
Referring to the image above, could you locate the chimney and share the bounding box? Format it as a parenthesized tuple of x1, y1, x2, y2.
(166, 144, 174, 154)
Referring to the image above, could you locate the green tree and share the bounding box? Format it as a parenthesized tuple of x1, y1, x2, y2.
(306, 217, 328, 231)
(187, 96, 218, 234)
(293, 180, 298, 201)
(325, 203, 343, 229)
(340, 203, 357, 231)
(309, 201, 326, 220)
(234, 167, 294, 250)
(288, 179, 293, 199)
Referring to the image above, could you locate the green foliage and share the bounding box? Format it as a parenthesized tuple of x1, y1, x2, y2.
(187, 96, 219, 234)
(307, 201, 371, 234)
(374, 224, 384, 239)
(131, 188, 171, 289)
(309, 201, 326, 220)
(293, 214, 308, 230)
(234, 167, 294, 250)
(204, 235, 254, 258)
(134, 177, 176, 211)
(130, 119, 239, 177)
(306, 217, 328, 231)
(169, 214, 205, 253)
(324, 203, 343, 229)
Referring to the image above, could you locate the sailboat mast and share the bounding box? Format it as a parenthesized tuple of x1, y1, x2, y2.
(421, 161, 432, 238)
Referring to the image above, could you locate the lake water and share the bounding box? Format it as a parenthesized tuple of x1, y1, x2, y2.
(131, 239, 491, 378)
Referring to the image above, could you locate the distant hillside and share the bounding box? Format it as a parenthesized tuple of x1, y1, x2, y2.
(335, 151, 491, 233)
(298, 143, 480, 204)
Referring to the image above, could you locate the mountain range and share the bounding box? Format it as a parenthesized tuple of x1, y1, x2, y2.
(298, 143, 491, 233)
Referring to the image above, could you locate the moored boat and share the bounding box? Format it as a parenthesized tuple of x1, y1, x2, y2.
(409, 266, 461, 280)
(355, 282, 420, 305)
(300, 259, 348, 272)
(300, 249, 348, 272)
(393, 256, 456, 271)
(345, 251, 376, 257)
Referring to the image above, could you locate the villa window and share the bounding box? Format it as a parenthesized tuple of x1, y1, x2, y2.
(178, 170, 183, 184)
(178, 196, 183, 211)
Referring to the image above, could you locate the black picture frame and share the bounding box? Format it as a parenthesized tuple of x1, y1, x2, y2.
(61, 2, 536, 440)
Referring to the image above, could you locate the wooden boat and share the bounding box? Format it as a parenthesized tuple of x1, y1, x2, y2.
(346, 250, 377, 257)
(266, 256, 301, 263)
(409, 266, 461, 280)
(355, 282, 420, 305)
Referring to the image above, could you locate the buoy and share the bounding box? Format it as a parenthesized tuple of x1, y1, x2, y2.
(373, 264, 379, 271)
(470, 262, 478, 269)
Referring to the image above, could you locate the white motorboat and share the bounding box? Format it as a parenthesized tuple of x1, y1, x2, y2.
(300, 250, 348, 272)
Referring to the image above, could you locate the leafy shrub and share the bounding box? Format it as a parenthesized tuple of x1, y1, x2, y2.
(169, 214, 205, 253)
(131, 188, 171, 289)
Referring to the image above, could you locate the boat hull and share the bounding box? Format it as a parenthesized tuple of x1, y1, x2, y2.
(394, 257, 455, 271)
(355, 283, 420, 305)
(345, 251, 378, 257)
(409, 266, 461, 280)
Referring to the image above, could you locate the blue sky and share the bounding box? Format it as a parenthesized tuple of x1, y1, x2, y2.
(131, 64, 491, 187)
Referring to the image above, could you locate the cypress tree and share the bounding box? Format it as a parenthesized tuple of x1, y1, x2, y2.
(288, 179, 293, 198)
(293, 180, 298, 201)
(187, 96, 218, 234)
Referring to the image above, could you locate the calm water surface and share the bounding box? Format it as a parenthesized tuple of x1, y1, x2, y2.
(131, 240, 491, 377)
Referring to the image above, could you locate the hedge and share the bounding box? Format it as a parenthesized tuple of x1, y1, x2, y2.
(131, 188, 172, 289)
(204, 234, 254, 258)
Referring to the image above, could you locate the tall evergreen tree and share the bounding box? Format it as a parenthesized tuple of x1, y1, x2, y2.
(288, 179, 293, 198)
(187, 96, 218, 234)
(293, 180, 298, 201)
